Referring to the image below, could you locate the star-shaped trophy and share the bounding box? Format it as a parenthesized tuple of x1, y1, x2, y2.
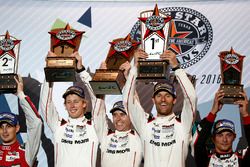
(219, 48, 245, 104)
(137, 4, 172, 80)
(90, 34, 140, 95)
(0, 31, 21, 94)
(44, 21, 84, 82)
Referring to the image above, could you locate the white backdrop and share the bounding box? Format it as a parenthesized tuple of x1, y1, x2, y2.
(0, 0, 249, 166)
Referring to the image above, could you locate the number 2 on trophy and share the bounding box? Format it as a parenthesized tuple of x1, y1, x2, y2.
(2, 57, 8, 66)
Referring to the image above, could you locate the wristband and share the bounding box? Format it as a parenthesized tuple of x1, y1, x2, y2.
(76, 66, 86, 73)
(172, 65, 180, 71)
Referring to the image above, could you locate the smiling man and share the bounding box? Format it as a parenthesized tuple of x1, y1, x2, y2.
(0, 75, 42, 167)
(123, 49, 197, 167)
(39, 51, 99, 167)
(95, 101, 142, 167)
(87, 61, 142, 167)
(194, 89, 250, 167)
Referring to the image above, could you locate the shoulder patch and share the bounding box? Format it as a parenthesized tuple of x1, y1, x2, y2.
(84, 112, 92, 119)
(60, 119, 67, 126)
(107, 129, 115, 135)
(130, 129, 135, 135)
(175, 114, 181, 122)
(236, 149, 243, 158)
(147, 114, 155, 123)
(19, 143, 25, 151)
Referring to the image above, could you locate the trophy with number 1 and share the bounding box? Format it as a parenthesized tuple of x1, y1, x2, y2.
(0, 31, 21, 94)
(137, 4, 172, 80)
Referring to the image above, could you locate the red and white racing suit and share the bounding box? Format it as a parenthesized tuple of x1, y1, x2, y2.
(39, 71, 99, 167)
(0, 92, 42, 167)
(123, 66, 196, 167)
(194, 112, 250, 167)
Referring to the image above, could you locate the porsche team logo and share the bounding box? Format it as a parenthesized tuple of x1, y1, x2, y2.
(130, 7, 213, 68)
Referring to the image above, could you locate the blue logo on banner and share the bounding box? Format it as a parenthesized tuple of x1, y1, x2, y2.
(78, 7, 92, 28)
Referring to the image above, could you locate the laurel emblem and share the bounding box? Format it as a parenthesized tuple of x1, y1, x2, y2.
(56, 30, 76, 41)
(145, 15, 165, 31)
(225, 54, 239, 65)
(114, 40, 132, 52)
(0, 39, 15, 51)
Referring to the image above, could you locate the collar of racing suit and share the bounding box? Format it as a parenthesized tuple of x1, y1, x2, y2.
(154, 113, 176, 125)
(214, 151, 234, 160)
(68, 116, 87, 124)
(0, 140, 20, 151)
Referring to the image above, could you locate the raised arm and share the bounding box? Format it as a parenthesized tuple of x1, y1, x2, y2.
(193, 89, 224, 167)
(75, 53, 108, 142)
(15, 75, 42, 166)
(161, 50, 197, 133)
(39, 51, 61, 133)
(123, 49, 148, 135)
(235, 91, 250, 164)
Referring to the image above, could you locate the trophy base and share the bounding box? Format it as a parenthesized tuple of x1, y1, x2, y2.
(220, 84, 244, 104)
(44, 67, 76, 82)
(0, 74, 17, 94)
(90, 69, 126, 95)
(137, 60, 170, 80)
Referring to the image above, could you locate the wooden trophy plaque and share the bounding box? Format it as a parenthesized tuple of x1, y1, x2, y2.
(0, 31, 21, 94)
(137, 4, 172, 80)
(219, 48, 245, 104)
(44, 23, 84, 82)
(90, 34, 140, 95)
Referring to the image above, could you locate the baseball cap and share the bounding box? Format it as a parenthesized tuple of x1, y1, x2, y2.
(110, 101, 126, 114)
(62, 86, 85, 99)
(213, 119, 235, 135)
(153, 82, 176, 97)
(0, 112, 19, 126)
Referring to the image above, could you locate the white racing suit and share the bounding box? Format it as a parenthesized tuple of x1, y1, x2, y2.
(84, 72, 143, 167)
(123, 66, 197, 167)
(39, 71, 99, 167)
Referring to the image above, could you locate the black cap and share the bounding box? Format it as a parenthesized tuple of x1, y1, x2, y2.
(213, 119, 235, 135)
(110, 101, 126, 114)
(153, 82, 176, 97)
(63, 86, 85, 99)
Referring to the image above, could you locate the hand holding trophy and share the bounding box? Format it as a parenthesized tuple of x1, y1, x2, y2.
(137, 4, 172, 80)
(90, 34, 140, 95)
(219, 48, 245, 104)
(0, 31, 21, 94)
(44, 21, 84, 82)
